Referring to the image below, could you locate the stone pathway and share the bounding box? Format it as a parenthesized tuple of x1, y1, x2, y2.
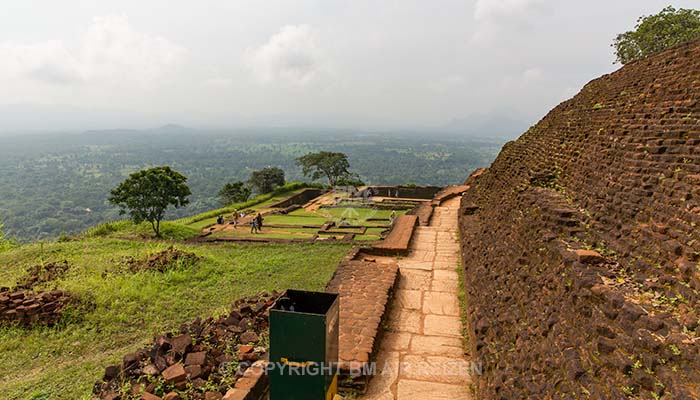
(362, 197, 472, 400)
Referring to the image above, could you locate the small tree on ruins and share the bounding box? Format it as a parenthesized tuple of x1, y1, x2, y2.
(613, 6, 700, 64)
(248, 167, 286, 194)
(218, 181, 252, 205)
(296, 151, 356, 187)
(109, 166, 191, 237)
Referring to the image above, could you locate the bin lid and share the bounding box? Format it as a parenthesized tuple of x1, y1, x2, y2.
(272, 289, 338, 316)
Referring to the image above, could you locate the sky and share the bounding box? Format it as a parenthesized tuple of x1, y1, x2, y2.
(0, 0, 697, 134)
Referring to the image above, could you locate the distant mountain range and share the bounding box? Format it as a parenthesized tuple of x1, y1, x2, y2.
(0, 103, 530, 140)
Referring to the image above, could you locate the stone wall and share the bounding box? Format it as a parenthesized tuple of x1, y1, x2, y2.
(459, 41, 700, 399)
(268, 188, 324, 209)
(358, 186, 442, 200)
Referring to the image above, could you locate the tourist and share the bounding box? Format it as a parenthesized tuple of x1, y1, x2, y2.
(230, 215, 238, 229)
(390, 210, 396, 225)
(217, 215, 224, 225)
(255, 213, 264, 230)
(250, 218, 258, 233)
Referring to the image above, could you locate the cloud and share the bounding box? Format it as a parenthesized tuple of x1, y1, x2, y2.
(428, 75, 468, 92)
(473, 0, 549, 40)
(0, 40, 83, 85)
(501, 67, 544, 89)
(474, 0, 547, 21)
(0, 15, 185, 86)
(202, 77, 234, 88)
(244, 25, 327, 85)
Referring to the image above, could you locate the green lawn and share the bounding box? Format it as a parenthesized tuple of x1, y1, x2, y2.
(183, 184, 324, 232)
(0, 238, 351, 399)
(317, 207, 405, 226)
(263, 211, 328, 226)
(185, 193, 293, 231)
(210, 227, 320, 240)
(355, 227, 388, 241)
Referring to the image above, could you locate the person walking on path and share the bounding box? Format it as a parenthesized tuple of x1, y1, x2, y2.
(230, 214, 238, 229)
(250, 218, 258, 234)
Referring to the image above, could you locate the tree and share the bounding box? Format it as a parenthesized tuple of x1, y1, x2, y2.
(248, 167, 285, 194)
(108, 166, 191, 237)
(613, 6, 700, 64)
(218, 181, 251, 205)
(335, 174, 365, 188)
(296, 151, 355, 187)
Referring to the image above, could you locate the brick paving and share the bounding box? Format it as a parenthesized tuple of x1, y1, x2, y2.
(361, 197, 472, 400)
(325, 258, 399, 373)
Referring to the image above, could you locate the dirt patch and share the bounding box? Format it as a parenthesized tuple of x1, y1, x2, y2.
(14, 261, 71, 290)
(94, 292, 279, 400)
(124, 246, 200, 273)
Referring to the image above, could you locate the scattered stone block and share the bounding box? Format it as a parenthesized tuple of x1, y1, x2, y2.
(171, 334, 192, 355)
(239, 331, 259, 344)
(141, 393, 162, 400)
(574, 249, 605, 264)
(162, 363, 186, 383)
(184, 351, 206, 365)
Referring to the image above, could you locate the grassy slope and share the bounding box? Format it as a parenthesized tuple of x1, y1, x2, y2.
(0, 239, 351, 399)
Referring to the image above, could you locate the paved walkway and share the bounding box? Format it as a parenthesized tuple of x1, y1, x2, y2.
(362, 197, 472, 400)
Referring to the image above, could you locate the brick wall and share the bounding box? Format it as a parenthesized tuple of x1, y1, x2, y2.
(459, 41, 700, 399)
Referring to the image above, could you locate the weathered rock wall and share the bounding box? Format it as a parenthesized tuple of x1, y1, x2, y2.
(460, 41, 700, 399)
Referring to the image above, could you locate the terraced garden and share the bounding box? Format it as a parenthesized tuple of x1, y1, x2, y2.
(206, 206, 407, 242)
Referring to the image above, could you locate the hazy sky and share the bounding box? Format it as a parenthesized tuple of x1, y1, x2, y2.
(0, 0, 697, 133)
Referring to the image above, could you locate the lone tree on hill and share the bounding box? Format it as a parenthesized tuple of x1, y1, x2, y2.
(218, 181, 251, 205)
(109, 166, 191, 237)
(613, 6, 700, 64)
(248, 167, 285, 194)
(296, 151, 356, 187)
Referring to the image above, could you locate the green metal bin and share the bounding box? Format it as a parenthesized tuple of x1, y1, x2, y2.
(269, 289, 339, 400)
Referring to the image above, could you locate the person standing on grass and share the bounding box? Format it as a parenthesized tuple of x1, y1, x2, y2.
(255, 213, 264, 231)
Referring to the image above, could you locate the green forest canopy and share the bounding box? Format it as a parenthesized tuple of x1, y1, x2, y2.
(0, 130, 503, 241)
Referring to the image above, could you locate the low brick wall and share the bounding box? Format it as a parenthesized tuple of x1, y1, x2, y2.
(369, 215, 419, 255)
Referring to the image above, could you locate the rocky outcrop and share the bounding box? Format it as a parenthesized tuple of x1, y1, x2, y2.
(460, 41, 700, 399)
